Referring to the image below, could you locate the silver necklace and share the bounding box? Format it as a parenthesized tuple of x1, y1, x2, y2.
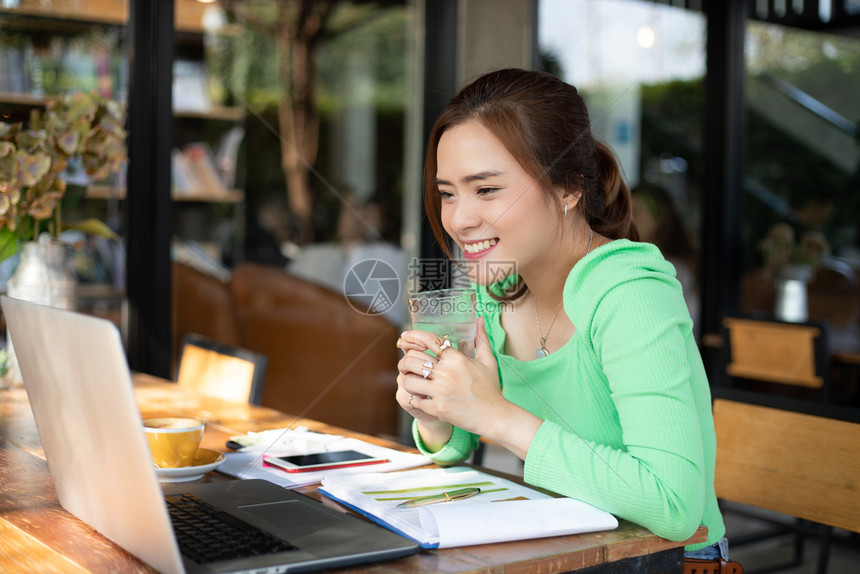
(533, 228, 593, 358)
(534, 294, 563, 359)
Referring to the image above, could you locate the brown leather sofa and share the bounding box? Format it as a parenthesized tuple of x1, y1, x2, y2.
(172, 261, 242, 351)
(173, 261, 401, 438)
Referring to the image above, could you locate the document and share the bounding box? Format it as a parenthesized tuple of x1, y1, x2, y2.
(319, 467, 618, 548)
(218, 428, 432, 489)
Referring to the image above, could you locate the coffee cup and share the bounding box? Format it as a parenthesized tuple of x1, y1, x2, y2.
(143, 417, 205, 468)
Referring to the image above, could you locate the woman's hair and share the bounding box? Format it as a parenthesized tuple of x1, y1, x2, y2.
(422, 68, 638, 298)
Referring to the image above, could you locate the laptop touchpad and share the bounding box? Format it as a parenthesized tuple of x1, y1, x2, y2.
(239, 500, 343, 539)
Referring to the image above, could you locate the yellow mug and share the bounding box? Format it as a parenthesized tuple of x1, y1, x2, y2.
(143, 417, 205, 468)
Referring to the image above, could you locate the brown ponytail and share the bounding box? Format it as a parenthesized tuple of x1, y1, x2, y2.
(586, 140, 639, 242)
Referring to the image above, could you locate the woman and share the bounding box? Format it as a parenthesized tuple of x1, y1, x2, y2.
(395, 69, 727, 558)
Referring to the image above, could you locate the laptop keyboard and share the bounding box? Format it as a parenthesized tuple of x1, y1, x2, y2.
(166, 494, 296, 565)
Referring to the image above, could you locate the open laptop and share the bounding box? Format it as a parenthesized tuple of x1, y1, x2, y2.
(2, 296, 419, 574)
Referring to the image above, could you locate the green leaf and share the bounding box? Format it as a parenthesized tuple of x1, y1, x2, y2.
(56, 129, 81, 155)
(62, 218, 119, 240)
(15, 151, 52, 187)
(0, 154, 16, 183)
(17, 215, 34, 243)
(0, 227, 19, 263)
(0, 141, 14, 158)
(16, 128, 47, 151)
(0, 347, 8, 377)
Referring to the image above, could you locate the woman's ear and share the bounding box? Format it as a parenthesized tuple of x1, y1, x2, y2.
(560, 188, 583, 210)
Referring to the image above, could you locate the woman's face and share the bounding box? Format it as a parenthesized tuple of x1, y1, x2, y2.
(435, 120, 562, 285)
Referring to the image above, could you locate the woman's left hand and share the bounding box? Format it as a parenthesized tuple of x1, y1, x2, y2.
(398, 317, 503, 435)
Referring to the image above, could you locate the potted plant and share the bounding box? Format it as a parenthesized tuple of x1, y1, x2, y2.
(0, 92, 126, 387)
(0, 91, 127, 263)
(758, 222, 830, 321)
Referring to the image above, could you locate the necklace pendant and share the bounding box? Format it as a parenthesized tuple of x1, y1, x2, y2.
(536, 347, 549, 359)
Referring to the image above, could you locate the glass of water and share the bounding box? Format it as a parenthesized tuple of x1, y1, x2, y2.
(408, 288, 477, 357)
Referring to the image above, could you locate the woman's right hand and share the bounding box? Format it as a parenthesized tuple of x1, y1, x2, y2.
(395, 332, 440, 426)
(396, 332, 454, 446)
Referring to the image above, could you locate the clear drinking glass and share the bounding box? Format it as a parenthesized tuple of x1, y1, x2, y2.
(408, 288, 477, 357)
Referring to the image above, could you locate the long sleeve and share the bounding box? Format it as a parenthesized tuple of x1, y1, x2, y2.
(412, 421, 479, 465)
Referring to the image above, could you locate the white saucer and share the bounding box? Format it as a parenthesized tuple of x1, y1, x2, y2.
(154, 448, 226, 483)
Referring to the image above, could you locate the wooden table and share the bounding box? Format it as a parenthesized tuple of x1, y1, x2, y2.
(0, 374, 706, 573)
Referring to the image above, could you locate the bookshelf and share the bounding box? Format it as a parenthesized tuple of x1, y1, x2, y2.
(174, 106, 245, 121)
(86, 185, 244, 204)
(0, 1, 247, 302)
(0, 91, 243, 122)
(0, 91, 50, 106)
(0, 0, 213, 33)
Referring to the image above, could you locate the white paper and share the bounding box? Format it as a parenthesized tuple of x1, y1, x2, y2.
(419, 498, 618, 548)
(319, 467, 618, 548)
(218, 430, 432, 489)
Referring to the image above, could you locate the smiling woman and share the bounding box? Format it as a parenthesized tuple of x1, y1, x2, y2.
(395, 68, 730, 563)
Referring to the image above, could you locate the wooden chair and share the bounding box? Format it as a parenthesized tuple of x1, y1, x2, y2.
(722, 316, 831, 401)
(713, 397, 860, 573)
(176, 333, 268, 405)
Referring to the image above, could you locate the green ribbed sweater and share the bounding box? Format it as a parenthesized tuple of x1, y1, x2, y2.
(413, 240, 724, 549)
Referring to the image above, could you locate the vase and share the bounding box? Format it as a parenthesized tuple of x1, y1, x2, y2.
(2, 235, 78, 388)
(773, 264, 813, 323)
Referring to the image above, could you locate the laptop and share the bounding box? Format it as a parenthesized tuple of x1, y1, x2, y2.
(2, 296, 419, 574)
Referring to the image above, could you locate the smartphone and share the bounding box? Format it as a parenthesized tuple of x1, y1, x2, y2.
(263, 450, 389, 473)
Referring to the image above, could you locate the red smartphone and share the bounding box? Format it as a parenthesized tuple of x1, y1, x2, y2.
(263, 450, 389, 473)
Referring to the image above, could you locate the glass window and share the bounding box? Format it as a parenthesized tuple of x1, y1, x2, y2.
(539, 0, 707, 337)
(171, 1, 415, 347)
(169, 2, 415, 435)
(741, 20, 860, 352)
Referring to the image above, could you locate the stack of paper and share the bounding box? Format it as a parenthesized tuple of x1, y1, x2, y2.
(319, 467, 618, 548)
(218, 428, 432, 489)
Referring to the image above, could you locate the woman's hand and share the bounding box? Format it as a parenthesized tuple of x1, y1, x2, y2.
(396, 317, 503, 437)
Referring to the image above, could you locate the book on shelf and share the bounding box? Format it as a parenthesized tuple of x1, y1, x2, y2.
(0, 28, 125, 100)
(319, 467, 618, 549)
(213, 125, 244, 189)
(172, 142, 230, 198)
(171, 148, 197, 194)
(171, 239, 231, 283)
(173, 59, 209, 112)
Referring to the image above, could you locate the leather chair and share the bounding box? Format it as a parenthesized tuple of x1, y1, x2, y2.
(230, 263, 400, 438)
(172, 261, 242, 370)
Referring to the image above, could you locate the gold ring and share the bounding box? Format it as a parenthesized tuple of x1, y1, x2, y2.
(437, 336, 452, 358)
(396, 337, 402, 349)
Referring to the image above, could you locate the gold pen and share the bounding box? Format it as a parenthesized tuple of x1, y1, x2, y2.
(396, 487, 481, 509)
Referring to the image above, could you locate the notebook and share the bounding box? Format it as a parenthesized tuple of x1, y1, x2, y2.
(319, 467, 618, 548)
(2, 296, 419, 574)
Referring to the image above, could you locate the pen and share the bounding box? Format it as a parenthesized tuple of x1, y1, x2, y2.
(396, 487, 481, 509)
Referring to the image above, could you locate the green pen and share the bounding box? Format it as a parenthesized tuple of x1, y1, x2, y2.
(396, 487, 481, 509)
